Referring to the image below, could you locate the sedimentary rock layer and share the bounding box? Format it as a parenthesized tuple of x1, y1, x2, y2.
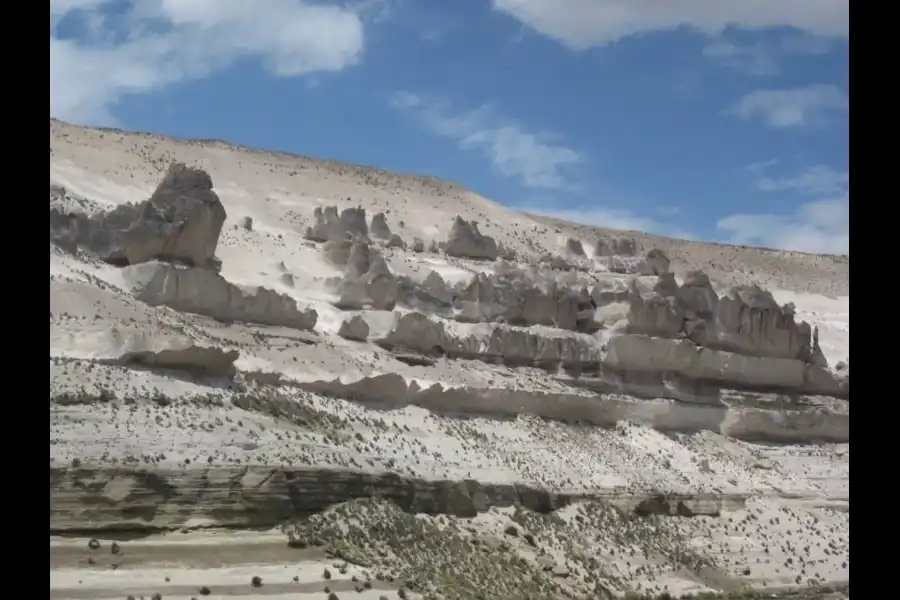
(49, 466, 747, 533)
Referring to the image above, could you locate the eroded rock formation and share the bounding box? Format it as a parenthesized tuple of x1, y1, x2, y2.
(640, 248, 671, 276)
(370, 211, 392, 240)
(376, 311, 602, 370)
(564, 238, 586, 257)
(338, 315, 370, 341)
(122, 262, 318, 331)
(627, 271, 824, 364)
(444, 216, 499, 260)
(594, 237, 637, 257)
(49, 162, 227, 269)
(305, 205, 369, 242)
(332, 243, 400, 310)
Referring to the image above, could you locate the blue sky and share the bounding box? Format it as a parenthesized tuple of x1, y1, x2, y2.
(50, 0, 849, 254)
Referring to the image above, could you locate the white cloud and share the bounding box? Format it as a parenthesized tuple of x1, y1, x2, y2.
(718, 163, 848, 254)
(725, 84, 848, 129)
(50, 0, 370, 125)
(491, 0, 848, 51)
(522, 204, 695, 240)
(389, 91, 583, 190)
(757, 164, 848, 195)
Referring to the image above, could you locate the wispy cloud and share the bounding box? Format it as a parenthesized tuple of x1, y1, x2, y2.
(389, 91, 584, 190)
(718, 165, 849, 254)
(725, 84, 848, 129)
(702, 39, 778, 76)
(743, 158, 780, 172)
(757, 164, 848, 195)
(50, 0, 382, 126)
(702, 33, 839, 76)
(491, 0, 848, 51)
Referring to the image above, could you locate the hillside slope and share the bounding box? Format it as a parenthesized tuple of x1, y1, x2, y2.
(49, 119, 849, 600)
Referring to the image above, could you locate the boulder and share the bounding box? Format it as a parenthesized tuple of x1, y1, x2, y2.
(411, 238, 425, 253)
(122, 262, 318, 331)
(338, 315, 370, 342)
(444, 216, 499, 260)
(242, 216, 253, 231)
(49, 162, 227, 269)
(304, 205, 368, 242)
(387, 233, 405, 248)
(370, 212, 392, 240)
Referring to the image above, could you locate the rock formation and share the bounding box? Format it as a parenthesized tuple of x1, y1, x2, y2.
(594, 237, 637, 257)
(120, 343, 238, 378)
(377, 311, 602, 371)
(626, 271, 824, 364)
(370, 211, 392, 239)
(49, 465, 739, 532)
(640, 248, 671, 276)
(387, 233, 405, 248)
(331, 243, 400, 310)
(49, 162, 227, 269)
(444, 216, 499, 260)
(338, 315, 370, 341)
(564, 238, 586, 257)
(122, 262, 319, 331)
(304, 205, 369, 242)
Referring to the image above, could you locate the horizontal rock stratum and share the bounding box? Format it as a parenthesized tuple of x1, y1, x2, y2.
(49, 119, 849, 599)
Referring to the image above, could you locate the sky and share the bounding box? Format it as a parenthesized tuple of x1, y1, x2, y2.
(49, 0, 850, 255)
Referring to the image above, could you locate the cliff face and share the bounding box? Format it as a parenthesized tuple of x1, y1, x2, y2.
(49, 466, 746, 533)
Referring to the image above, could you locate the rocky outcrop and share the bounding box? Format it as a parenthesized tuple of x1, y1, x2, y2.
(49, 162, 226, 269)
(378, 312, 602, 370)
(300, 372, 848, 443)
(122, 262, 318, 331)
(119, 344, 238, 378)
(604, 334, 848, 398)
(370, 212, 392, 239)
(444, 216, 499, 260)
(628, 272, 825, 364)
(564, 238, 586, 257)
(304, 205, 369, 242)
(331, 243, 400, 310)
(52, 322, 239, 377)
(599, 255, 645, 275)
(338, 315, 370, 341)
(397, 267, 637, 333)
(639, 248, 671, 276)
(594, 237, 637, 257)
(49, 466, 747, 533)
(451, 270, 587, 330)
